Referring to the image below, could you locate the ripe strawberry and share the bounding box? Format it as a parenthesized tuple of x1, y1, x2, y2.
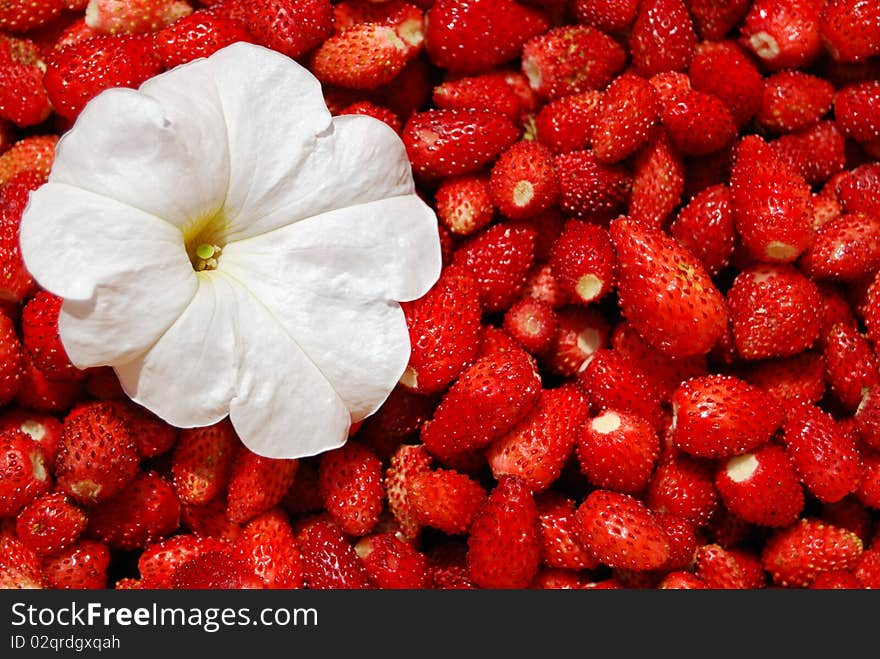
(646, 453, 718, 526)
(629, 0, 697, 77)
(628, 128, 685, 229)
(172, 548, 262, 589)
(0, 37, 52, 127)
(297, 517, 373, 589)
(318, 442, 383, 537)
(548, 221, 615, 306)
(237, 0, 333, 60)
(0, 534, 42, 588)
(810, 570, 861, 589)
(154, 11, 253, 69)
(727, 264, 822, 360)
(433, 74, 519, 123)
(42, 540, 110, 589)
(534, 90, 601, 154)
(802, 213, 880, 282)
(658, 571, 707, 589)
(15, 492, 85, 556)
(0, 136, 55, 188)
(574, 0, 638, 34)
(0, 174, 42, 304)
(403, 109, 519, 179)
(521, 25, 627, 99)
(502, 298, 558, 356)
(424, 0, 548, 74)
(688, 0, 750, 40)
(762, 519, 863, 587)
(138, 534, 227, 588)
(535, 492, 597, 570)
(610, 216, 728, 359)
(575, 489, 671, 570)
(771, 120, 846, 185)
(384, 443, 431, 540)
(355, 533, 428, 589)
(55, 402, 138, 505)
(740, 0, 823, 70)
(866, 271, 880, 347)
(15, 353, 82, 414)
(452, 223, 536, 313)
(756, 71, 834, 134)
(489, 141, 559, 220)
(659, 89, 736, 156)
(357, 387, 435, 461)
(669, 184, 735, 276)
(337, 100, 401, 134)
(856, 385, 880, 450)
(235, 508, 303, 588)
(744, 352, 827, 410)
(406, 469, 485, 535)
(820, 0, 880, 62)
(21, 291, 83, 381)
(835, 81, 880, 145)
(554, 150, 631, 220)
(332, 0, 424, 47)
(0, 0, 65, 32)
(171, 419, 238, 506)
(715, 445, 804, 527)
(0, 429, 50, 517)
(577, 410, 660, 494)
(836, 162, 880, 219)
(488, 385, 590, 492)
(226, 448, 298, 524)
(427, 541, 474, 589)
(85, 0, 192, 34)
(783, 403, 862, 503)
(42, 34, 163, 120)
(522, 264, 568, 309)
(856, 448, 880, 508)
(824, 323, 879, 410)
(434, 176, 494, 237)
(694, 544, 762, 589)
(590, 73, 659, 163)
(311, 24, 411, 90)
(106, 402, 175, 459)
(855, 549, 880, 588)
(467, 475, 540, 589)
(532, 568, 586, 589)
(671, 375, 785, 458)
(0, 314, 21, 407)
(689, 40, 764, 128)
(543, 307, 610, 377)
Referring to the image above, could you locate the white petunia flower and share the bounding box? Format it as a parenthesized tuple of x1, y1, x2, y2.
(19, 42, 442, 459)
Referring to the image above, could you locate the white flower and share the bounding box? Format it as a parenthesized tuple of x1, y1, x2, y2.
(19, 42, 442, 459)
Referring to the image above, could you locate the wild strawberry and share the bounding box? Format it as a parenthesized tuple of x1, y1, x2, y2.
(154, 11, 253, 68)
(171, 419, 238, 506)
(763, 519, 863, 587)
(610, 216, 728, 359)
(744, 352, 827, 410)
(434, 176, 494, 237)
(543, 307, 609, 377)
(43, 34, 162, 120)
(522, 263, 568, 309)
(405, 468, 485, 535)
(0, 37, 52, 127)
(646, 453, 718, 526)
(384, 443, 431, 540)
(835, 81, 880, 146)
(172, 548, 262, 589)
(803, 212, 880, 282)
(490, 141, 558, 220)
(630, 0, 697, 77)
(835, 162, 880, 219)
(357, 387, 435, 461)
(488, 385, 589, 491)
(15, 492, 85, 556)
(15, 353, 82, 414)
(628, 128, 685, 229)
(468, 475, 540, 589)
(534, 90, 601, 154)
(318, 442, 383, 537)
(756, 71, 834, 134)
(433, 74, 522, 123)
(727, 264, 822, 359)
(104, 402, 174, 459)
(772, 120, 846, 185)
(577, 410, 659, 495)
(532, 568, 586, 589)
(810, 570, 861, 589)
(856, 448, 880, 508)
(235, 508, 303, 589)
(866, 271, 880, 346)
(0, 136, 55, 188)
(511, 207, 564, 262)
(824, 324, 879, 410)
(854, 549, 880, 588)
(694, 544, 762, 589)
(427, 542, 474, 589)
(554, 150, 631, 220)
(297, 517, 373, 589)
(354, 533, 428, 589)
(424, 0, 548, 74)
(311, 24, 412, 90)
(453, 223, 536, 313)
(337, 100, 401, 134)
(226, 449, 298, 525)
(548, 221, 615, 306)
(21, 291, 82, 381)
(0, 0, 65, 32)
(671, 375, 784, 458)
(574, 0, 638, 34)
(332, 0, 424, 51)
(715, 445, 804, 527)
(137, 534, 227, 588)
(820, 0, 880, 62)
(521, 25, 627, 99)
(0, 534, 42, 588)
(659, 89, 736, 157)
(535, 492, 597, 570)
(783, 403, 861, 503)
(85, 0, 192, 34)
(669, 184, 735, 276)
(0, 314, 21, 407)
(55, 402, 138, 505)
(659, 571, 707, 589)
(403, 109, 519, 179)
(856, 385, 880, 450)
(590, 73, 658, 164)
(575, 489, 670, 570)
(502, 298, 558, 356)
(87, 471, 180, 550)
(0, 429, 50, 518)
(42, 540, 110, 589)
(238, 0, 333, 60)
(689, 40, 764, 128)
(740, 0, 823, 70)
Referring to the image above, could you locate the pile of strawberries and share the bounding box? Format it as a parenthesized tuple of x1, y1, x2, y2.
(1, 0, 880, 590)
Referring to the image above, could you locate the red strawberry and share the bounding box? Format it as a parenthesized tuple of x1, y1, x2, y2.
(715, 444, 804, 527)
(659, 571, 707, 589)
(628, 128, 685, 229)
(407, 468, 485, 535)
(629, 0, 697, 77)
(15, 492, 85, 556)
(15, 353, 82, 414)
(154, 11, 253, 69)
(235, 508, 303, 589)
(610, 216, 728, 359)
(421, 347, 540, 462)
(172, 548, 262, 589)
(489, 141, 559, 220)
(502, 298, 558, 356)
(521, 25, 627, 99)
(835, 81, 880, 145)
(42, 34, 163, 120)
(824, 323, 879, 410)
(0, 0, 64, 32)
(424, 0, 548, 75)
(689, 40, 764, 128)
(756, 70, 834, 134)
(771, 120, 846, 185)
(21, 291, 82, 381)
(671, 375, 785, 458)
(855, 550, 880, 588)
(488, 385, 590, 492)
(311, 24, 411, 90)
(669, 184, 735, 276)
(575, 489, 671, 570)
(762, 519, 863, 587)
(535, 492, 597, 570)
(783, 403, 862, 504)
(42, 540, 110, 589)
(171, 419, 238, 506)
(0, 171, 43, 304)
(590, 73, 659, 163)
(532, 568, 586, 589)
(453, 223, 536, 313)
(645, 453, 718, 526)
(574, 0, 638, 34)
(85, 0, 192, 34)
(357, 387, 435, 461)
(694, 544, 761, 589)
(688, 0, 750, 40)
(727, 264, 822, 360)
(659, 89, 736, 156)
(0, 135, 55, 188)
(554, 150, 631, 220)
(740, 0, 823, 70)
(403, 109, 520, 179)
(856, 448, 880, 508)
(856, 384, 880, 450)
(0, 37, 52, 127)
(0, 429, 50, 517)
(297, 517, 373, 589)
(820, 0, 880, 62)
(108, 402, 176, 459)
(138, 534, 227, 588)
(836, 162, 880, 219)
(226, 448, 298, 525)
(810, 570, 861, 589)
(0, 534, 42, 588)
(534, 90, 601, 154)
(434, 175, 494, 236)
(427, 541, 474, 589)
(744, 351, 827, 410)
(318, 442, 383, 536)
(433, 74, 521, 123)
(577, 409, 660, 494)
(548, 220, 616, 306)
(801, 212, 880, 281)
(237, 0, 333, 60)
(866, 271, 880, 347)
(384, 443, 431, 540)
(355, 533, 428, 589)
(543, 307, 610, 377)
(337, 100, 401, 134)
(467, 475, 540, 589)
(332, 0, 424, 47)
(55, 402, 138, 505)
(0, 314, 22, 406)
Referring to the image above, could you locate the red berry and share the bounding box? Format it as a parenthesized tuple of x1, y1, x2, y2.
(577, 409, 660, 494)
(762, 519, 863, 587)
(15, 492, 85, 556)
(226, 448, 298, 524)
(239, 0, 333, 59)
(318, 442, 384, 537)
(646, 453, 719, 526)
(408, 468, 486, 535)
(820, 0, 880, 63)
(42, 540, 110, 589)
(629, 0, 697, 77)
(171, 419, 239, 506)
(297, 517, 373, 589)
(740, 0, 823, 70)
(235, 508, 303, 589)
(355, 533, 429, 589)
(154, 11, 253, 69)
(489, 141, 559, 220)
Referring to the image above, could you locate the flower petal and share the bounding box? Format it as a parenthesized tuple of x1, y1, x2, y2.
(113, 274, 238, 428)
(48, 67, 230, 226)
(223, 194, 442, 304)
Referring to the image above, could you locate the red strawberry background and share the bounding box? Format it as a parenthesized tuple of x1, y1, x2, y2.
(1, 0, 880, 590)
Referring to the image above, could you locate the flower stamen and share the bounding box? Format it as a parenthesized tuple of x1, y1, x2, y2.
(194, 244, 222, 272)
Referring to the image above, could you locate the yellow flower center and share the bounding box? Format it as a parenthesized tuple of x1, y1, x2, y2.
(183, 209, 230, 273)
